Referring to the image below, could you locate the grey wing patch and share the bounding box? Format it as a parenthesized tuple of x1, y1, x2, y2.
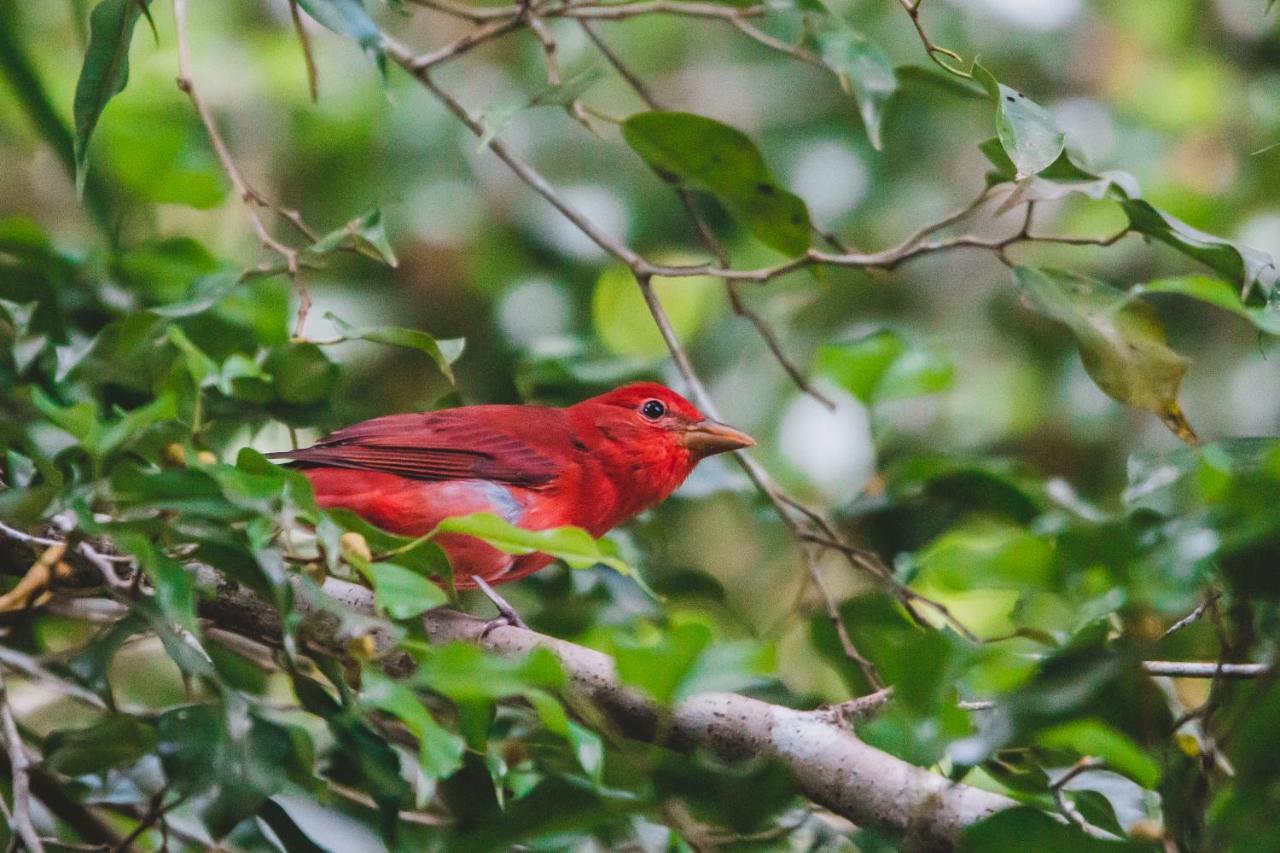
(471, 480, 526, 524)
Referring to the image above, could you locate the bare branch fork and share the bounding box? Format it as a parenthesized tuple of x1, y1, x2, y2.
(174, 0, 319, 337)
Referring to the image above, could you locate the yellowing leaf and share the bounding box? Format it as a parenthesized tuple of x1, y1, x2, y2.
(1013, 267, 1196, 443)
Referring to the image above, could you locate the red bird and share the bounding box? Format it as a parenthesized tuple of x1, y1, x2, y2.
(270, 383, 753, 624)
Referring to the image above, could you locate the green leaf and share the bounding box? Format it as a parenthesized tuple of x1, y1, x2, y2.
(156, 704, 308, 839)
(592, 264, 722, 359)
(621, 111, 812, 256)
(45, 716, 157, 775)
(995, 151, 1138, 213)
(295, 0, 385, 74)
(30, 388, 103, 454)
(97, 392, 178, 457)
(813, 26, 897, 149)
(979, 143, 1277, 298)
(72, 0, 151, 193)
(973, 64, 1065, 179)
(1120, 200, 1278, 300)
(167, 326, 219, 386)
(325, 508, 452, 580)
(566, 722, 604, 782)
(961, 807, 1151, 852)
(151, 271, 239, 318)
(1037, 719, 1161, 787)
(99, 101, 228, 208)
(895, 64, 987, 101)
(814, 329, 953, 404)
(264, 342, 339, 405)
(479, 65, 604, 150)
(1012, 267, 1196, 442)
(1132, 275, 1280, 335)
(361, 670, 465, 779)
(359, 561, 448, 620)
(408, 642, 565, 704)
(434, 512, 640, 582)
(916, 518, 1054, 591)
(207, 643, 269, 694)
(610, 621, 713, 704)
(305, 209, 399, 267)
(324, 312, 463, 384)
(115, 532, 198, 630)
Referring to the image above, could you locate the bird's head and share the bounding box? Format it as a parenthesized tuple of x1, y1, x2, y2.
(574, 382, 755, 460)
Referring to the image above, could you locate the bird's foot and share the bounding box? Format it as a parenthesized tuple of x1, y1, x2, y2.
(472, 575, 528, 638)
(480, 612, 526, 639)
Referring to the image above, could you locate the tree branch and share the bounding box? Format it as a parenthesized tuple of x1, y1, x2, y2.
(0, 526, 1255, 847)
(197, 569, 1010, 850)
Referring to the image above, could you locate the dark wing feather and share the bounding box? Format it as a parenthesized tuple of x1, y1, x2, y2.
(267, 408, 561, 488)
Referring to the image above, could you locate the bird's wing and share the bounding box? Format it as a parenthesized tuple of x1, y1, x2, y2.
(267, 407, 562, 488)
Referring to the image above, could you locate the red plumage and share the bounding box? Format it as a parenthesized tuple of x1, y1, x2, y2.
(270, 383, 753, 588)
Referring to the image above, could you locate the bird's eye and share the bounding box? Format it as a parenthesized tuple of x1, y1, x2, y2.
(640, 399, 667, 420)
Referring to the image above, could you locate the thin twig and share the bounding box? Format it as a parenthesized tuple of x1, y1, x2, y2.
(408, 17, 522, 71)
(580, 11, 844, 410)
(0, 521, 132, 591)
(288, 0, 319, 101)
(1143, 661, 1265, 679)
(578, 21, 662, 109)
(727, 17, 827, 72)
(406, 0, 516, 21)
(0, 648, 108, 712)
(1050, 757, 1105, 831)
(896, 0, 970, 78)
(561, 1, 766, 21)
(109, 787, 176, 853)
(0, 671, 44, 853)
(1161, 590, 1223, 641)
(801, 545, 884, 688)
(173, 0, 312, 337)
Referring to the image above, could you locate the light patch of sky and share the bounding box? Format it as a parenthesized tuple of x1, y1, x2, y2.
(1051, 98, 1118, 168)
(408, 180, 485, 247)
(1214, 0, 1274, 39)
(959, 0, 1081, 30)
(1228, 356, 1280, 435)
(777, 383, 876, 504)
(497, 277, 574, 346)
(526, 184, 630, 261)
(789, 141, 869, 225)
(1238, 211, 1280, 260)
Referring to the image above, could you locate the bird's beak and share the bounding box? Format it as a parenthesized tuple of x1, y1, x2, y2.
(680, 419, 755, 457)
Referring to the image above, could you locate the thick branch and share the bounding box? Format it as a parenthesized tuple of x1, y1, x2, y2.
(200, 571, 1011, 850)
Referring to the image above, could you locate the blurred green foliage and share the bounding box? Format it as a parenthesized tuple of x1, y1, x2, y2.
(3, 0, 1280, 849)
